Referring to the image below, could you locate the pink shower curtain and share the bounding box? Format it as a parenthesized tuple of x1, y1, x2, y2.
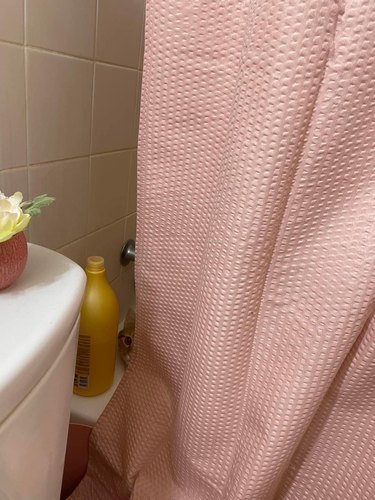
(73, 0, 375, 498)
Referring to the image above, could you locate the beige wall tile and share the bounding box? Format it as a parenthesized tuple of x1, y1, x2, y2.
(138, 31, 144, 70)
(96, 0, 145, 69)
(110, 276, 123, 321)
(0, 43, 27, 169)
(27, 0, 96, 59)
(0, 2, 138, 308)
(86, 219, 125, 282)
(122, 265, 136, 310)
(0, 167, 28, 199)
(127, 151, 137, 215)
(28, 157, 90, 249)
(123, 213, 137, 275)
(131, 71, 143, 147)
(116, 210, 137, 319)
(89, 150, 131, 231)
(57, 237, 87, 269)
(92, 63, 138, 154)
(0, 0, 23, 44)
(27, 49, 93, 164)
(125, 213, 137, 241)
(111, 265, 136, 323)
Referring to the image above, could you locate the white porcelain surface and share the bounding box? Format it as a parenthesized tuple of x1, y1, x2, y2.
(0, 244, 86, 424)
(71, 350, 125, 426)
(0, 323, 79, 500)
(57, 238, 87, 270)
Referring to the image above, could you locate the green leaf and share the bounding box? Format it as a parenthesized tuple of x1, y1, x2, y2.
(21, 194, 55, 217)
(23, 207, 42, 217)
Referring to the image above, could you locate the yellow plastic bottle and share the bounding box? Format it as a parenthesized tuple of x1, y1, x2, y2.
(74, 256, 119, 396)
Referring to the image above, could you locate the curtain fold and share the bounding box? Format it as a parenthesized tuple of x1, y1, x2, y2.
(72, 0, 375, 498)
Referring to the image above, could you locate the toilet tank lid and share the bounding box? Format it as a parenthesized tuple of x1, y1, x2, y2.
(0, 244, 86, 424)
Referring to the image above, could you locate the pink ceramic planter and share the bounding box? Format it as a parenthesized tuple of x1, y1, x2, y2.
(0, 232, 28, 290)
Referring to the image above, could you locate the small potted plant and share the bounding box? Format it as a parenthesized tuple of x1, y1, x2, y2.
(0, 191, 54, 290)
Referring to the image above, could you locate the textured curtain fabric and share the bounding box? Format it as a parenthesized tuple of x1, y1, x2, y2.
(72, 1, 375, 498)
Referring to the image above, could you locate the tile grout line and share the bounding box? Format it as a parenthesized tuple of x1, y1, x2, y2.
(137, 2, 146, 71)
(1, 147, 136, 180)
(91, 147, 137, 158)
(27, 44, 139, 72)
(0, 38, 23, 48)
(26, 148, 137, 169)
(56, 212, 137, 252)
(0, 40, 139, 73)
(86, 0, 100, 245)
(89, 0, 100, 157)
(130, 4, 142, 252)
(7, 1, 139, 277)
(23, 0, 30, 203)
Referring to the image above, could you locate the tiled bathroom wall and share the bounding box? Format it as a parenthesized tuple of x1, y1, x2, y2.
(0, 0, 144, 319)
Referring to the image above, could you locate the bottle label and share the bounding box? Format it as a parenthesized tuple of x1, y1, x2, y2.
(74, 335, 91, 389)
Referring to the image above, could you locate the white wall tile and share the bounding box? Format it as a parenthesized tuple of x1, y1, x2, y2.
(132, 71, 143, 146)
(127, 151, 137, 215)
(89, 151, 131, 231)
(27, 0, 96, 58)
(96, 0, 145, 69)
(138, 30, 144, 70)
(27, 49, 93, 164)
(86, 219, 125, 282)
(119, 208, 137, 316)
(0, 43, 27, 169)
(112, 265, 135, 323)
(125, 213, 136, 241)
(92, 64, 138, 154)
(0, 1, 140, 286)
(123, 212, 136, 274)
(0, 167, 28, 199)
(0, 0, 23, 44)
(28, 157, 90, 249)
(57, 237, 87, 269)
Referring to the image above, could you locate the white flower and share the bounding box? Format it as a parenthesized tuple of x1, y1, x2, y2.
(0, 192, 31, 243)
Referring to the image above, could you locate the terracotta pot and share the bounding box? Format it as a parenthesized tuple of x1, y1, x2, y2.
(0, 232, 28, 291)
(61, 423, 92, 499)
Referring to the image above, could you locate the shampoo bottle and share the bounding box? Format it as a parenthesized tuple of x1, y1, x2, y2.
(74, 256, 119, 396)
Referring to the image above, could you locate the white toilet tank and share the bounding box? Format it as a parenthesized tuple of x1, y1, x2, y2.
(0, 244, 86, 500)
